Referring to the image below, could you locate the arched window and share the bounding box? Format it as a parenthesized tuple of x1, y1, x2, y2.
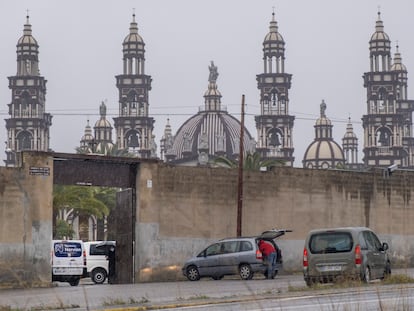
(271, 92, 278, 106)
(126, 130, 140, 148)
(377, 88, 387, 113)
(17, 131, 32, 150)
(128, 92, 139, 110)
(267, 128, 282, 148)
(376, 127, 392, 146)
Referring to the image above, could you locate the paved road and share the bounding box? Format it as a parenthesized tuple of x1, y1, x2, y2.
(0, 269, 413, 311)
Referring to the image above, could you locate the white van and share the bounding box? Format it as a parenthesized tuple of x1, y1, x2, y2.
(84, 241, 115, 284)
(51, 240, 86, 286)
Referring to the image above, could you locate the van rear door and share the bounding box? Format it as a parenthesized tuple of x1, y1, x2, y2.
(52, 240, 85, 276)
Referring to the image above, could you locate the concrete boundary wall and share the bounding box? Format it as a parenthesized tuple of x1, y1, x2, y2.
(136, 163, 414, 281)
(2, 153, 414, 285)
(0, 153, 53, 287)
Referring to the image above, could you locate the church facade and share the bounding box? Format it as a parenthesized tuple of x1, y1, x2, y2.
(5, 11, 414, 170)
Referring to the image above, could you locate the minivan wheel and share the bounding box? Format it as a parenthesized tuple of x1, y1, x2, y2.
(363, 266, 371, 283)
(239, 264, 253, 280)
(92, 268, 107, 284)
(186, 266, 200, 281)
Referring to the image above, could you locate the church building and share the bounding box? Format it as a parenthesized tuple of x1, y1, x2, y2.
(255, 12, 295, 167)
(362, 11, 414, 168)
(4, 15, 52, 166)
(7, 10, 414, 171)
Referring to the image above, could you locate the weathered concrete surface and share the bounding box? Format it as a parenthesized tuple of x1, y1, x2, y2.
(136, 163, 414, 281)
(0, 152, 53, 287)
(2, 152, 414, 286)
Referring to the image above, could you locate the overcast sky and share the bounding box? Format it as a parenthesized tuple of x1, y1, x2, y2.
(1, 0, 414, 167)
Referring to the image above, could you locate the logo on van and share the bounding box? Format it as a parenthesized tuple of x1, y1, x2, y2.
(54, 242, 82, 257)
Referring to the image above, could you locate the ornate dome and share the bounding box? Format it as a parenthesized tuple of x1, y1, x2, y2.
(82, 121, 93, 140)
(170, 112, 254, 161)
(94, 102, 112, 128)
(80, 120, 94, 148)
(303, 141, 344, 168)
(315, 114, 332, 126)
(165, 62, 255, 163)
(16, 15, 40, 76)
(93, 101, 113, 145)
(343, 118, 357, 140)
(17, 15, 38, 46)
(391, 46, 407, 72)
(303, 100, 345, 169)
(123, 14, 145, 58)
(263, 12, 285, 58)
(369, 11, 391, 54)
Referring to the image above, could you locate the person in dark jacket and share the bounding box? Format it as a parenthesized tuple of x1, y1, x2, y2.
(258, 239, 276, 279)
(107, 245, 116, 284)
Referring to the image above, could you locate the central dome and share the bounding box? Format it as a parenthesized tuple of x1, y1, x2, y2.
(170, 111, 254, 160)
(165, 62, 255, 163)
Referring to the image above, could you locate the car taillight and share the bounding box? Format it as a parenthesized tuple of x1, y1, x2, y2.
(83, 250, 87, 266)
(355, 244, 362, 266)
(303, 248, 308, 267)
(256, 249, 263, 260)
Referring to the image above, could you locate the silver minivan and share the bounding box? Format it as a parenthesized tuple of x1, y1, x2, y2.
(182, 229, 290, 281)
(303, 227, 391, 286)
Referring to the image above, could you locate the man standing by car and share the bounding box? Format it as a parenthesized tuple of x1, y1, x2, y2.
(258, 239, 276, 279)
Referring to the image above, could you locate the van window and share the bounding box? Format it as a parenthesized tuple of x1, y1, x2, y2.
(240, 241, 253, 252)
(89, 244, 107, 256)
(309, 232, 353, 254)
(205, 243, 221, 256)
(220, 241, 238, 254)
(54, 242, 82, 257)
(363, 231, 382, 251)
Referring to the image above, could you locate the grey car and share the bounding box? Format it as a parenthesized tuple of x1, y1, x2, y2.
(303, 227, 391, 286)
(182, 229, 290, 281)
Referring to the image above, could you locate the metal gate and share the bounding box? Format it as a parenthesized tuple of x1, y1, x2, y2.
(53, 153, 142, 284)
(113, 188, 135, 284)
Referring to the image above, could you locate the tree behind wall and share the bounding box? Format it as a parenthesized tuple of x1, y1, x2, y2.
(53, 185, 115, 240)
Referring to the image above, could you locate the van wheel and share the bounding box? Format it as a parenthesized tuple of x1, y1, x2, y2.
(69, 277, 80, 286)
(363, 266, 371, 283)
(92, 268, 107, 284)
(186, 266, 200, 281)
(239, 264, 253, 280)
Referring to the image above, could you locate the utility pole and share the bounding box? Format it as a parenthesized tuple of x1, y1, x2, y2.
(237, 95, 245, 237)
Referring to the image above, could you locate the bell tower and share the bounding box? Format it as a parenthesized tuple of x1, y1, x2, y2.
(362, 11, 414, 168)
(5, 15, 52, 166)
(255, 12, 295, 166)
(113, 14, 155, 158)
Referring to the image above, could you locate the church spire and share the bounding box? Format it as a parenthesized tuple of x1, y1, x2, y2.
(5, 15, 52, 166)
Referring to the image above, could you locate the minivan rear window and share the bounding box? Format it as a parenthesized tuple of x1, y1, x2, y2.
(54, 242, 82, 257)
(309, 232, 353, 254)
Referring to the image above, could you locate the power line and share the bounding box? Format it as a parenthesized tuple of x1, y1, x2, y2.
(0, 111, 362, 125)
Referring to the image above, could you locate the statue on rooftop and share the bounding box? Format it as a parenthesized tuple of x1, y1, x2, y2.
(208, 61, 219, 83)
